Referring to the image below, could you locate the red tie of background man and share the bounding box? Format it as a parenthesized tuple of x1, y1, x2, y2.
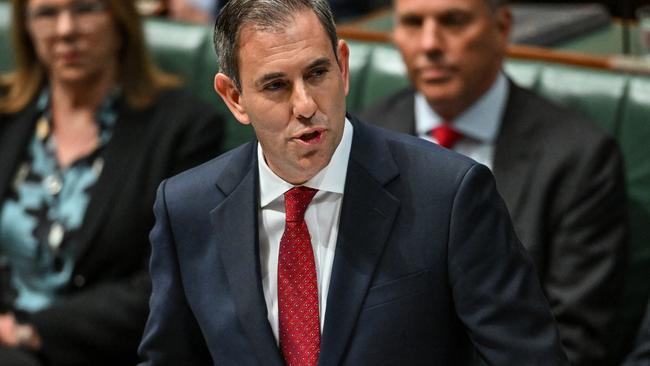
(430, 123, 463, 148)
(278, 186, 320, 366)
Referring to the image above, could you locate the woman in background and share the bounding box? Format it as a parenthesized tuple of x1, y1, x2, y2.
(0, 0, 224, 364)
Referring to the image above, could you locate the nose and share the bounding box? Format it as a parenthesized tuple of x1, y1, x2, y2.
(54, 10, 76, 37)
(420, 18, 443, 53)
(292, 82, 317, 120)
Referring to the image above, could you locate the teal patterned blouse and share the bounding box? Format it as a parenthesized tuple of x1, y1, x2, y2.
(0, 89, 118, 312)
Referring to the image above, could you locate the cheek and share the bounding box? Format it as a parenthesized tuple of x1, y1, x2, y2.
(32, 41, 49, 64)
(245, 101, 289, 134)
(28, 33, 51, 66)
(395, 39, 418, 65)
(94, 30, 121, 59)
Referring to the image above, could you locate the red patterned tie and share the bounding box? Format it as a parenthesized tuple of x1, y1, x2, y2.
(278, 186, 320, 366)
(430, 123, 463, 148)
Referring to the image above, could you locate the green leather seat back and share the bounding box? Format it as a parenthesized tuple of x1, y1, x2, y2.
(346, 41, 375, 113)
(0, 2, 13, 73)
(536, 64, 627, 134)
(356, 43, 410, 112)
(143, 20, 208, 86)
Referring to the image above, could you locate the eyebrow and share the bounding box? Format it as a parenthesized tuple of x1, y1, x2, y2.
(307, 57, 333, 70)
(254, 57, 333, 88)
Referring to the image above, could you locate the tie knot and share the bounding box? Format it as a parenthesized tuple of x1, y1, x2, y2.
(284, 186, 318, 222)
(430, 124, 463, 149)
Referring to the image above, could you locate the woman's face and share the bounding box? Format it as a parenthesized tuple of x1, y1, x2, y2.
(25, 0, 121, 85)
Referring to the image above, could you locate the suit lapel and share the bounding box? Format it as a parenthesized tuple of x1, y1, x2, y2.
(209, 143, 284, 366)
(319, 118, 400, 366)
(73, 101, 150, 261)
(0, 103, 39, 203)
(493, 83, 539, 218)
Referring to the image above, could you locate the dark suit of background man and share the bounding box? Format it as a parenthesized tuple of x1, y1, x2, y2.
(138, 0, 569, 365)
(361, 0, 627, 365)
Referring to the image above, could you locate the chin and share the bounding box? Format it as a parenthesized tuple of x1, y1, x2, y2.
(295, 158, 328, 180)
(419, 84, 462, 106)
(54, 70, 88, 82)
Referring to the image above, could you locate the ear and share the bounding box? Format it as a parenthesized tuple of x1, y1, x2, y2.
(214, 73, 251, 125)
(336, 39, 350, 97)
(495, 6, 512, 45)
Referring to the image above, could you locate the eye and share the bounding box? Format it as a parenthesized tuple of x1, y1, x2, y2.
(263, 81, 286, 92)
(440, 11, 471, 27)
(29, 6, 58, 19)
(398, 14, 423, 28)
(71, 1, 106, 15)
(308, 67, 328, 80)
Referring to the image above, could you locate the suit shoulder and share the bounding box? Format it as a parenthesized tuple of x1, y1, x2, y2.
(511, 85, 612, 142)
(507, 85, 622, 167)
(164, 142, 254, 197)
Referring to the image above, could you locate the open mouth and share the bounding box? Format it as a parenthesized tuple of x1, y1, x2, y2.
(297, 130, 323, 144)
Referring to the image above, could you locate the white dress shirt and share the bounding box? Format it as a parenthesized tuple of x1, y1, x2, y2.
(414, 72, 509, 169)
(257, 118, 353, 343)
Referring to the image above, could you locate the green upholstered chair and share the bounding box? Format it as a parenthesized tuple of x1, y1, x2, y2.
(351, 42, 410, 111)
(345, 41, 375, 113)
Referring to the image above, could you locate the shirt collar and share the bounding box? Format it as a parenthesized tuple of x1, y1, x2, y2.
(258, 118, 353, 208)
(415, 72, 509, 143)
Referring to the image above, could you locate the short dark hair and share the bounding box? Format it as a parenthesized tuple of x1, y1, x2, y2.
(213, 0, 338, 91)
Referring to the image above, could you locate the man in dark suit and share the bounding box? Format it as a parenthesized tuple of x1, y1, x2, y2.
(138, 0, 569, 364)
(361, 0, 627, 365)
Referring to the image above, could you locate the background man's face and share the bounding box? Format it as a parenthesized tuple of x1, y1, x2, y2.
(222, 10, 349, 185)
(393, 0, 510, 119)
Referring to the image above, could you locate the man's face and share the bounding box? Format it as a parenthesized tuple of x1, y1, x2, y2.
(215, 10, 349, 185)
(393, 0, 510, 119)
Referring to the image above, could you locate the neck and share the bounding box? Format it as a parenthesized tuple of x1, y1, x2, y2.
(49, 69, 116, 112)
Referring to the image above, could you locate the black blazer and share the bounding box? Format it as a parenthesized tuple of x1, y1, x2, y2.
(0, 88, 224, 366)
(361, 83, 628, 366)
(138, 116, 568, 365)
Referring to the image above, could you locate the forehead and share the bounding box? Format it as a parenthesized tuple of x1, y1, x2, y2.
(237, 10, 334, 77)
(395, 0, 488, 14)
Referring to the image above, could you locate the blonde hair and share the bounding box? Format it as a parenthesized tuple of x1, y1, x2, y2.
(0, 0, 180, 114)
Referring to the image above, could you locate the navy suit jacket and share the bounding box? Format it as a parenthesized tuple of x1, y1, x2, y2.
(138, 116, 568, 365)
